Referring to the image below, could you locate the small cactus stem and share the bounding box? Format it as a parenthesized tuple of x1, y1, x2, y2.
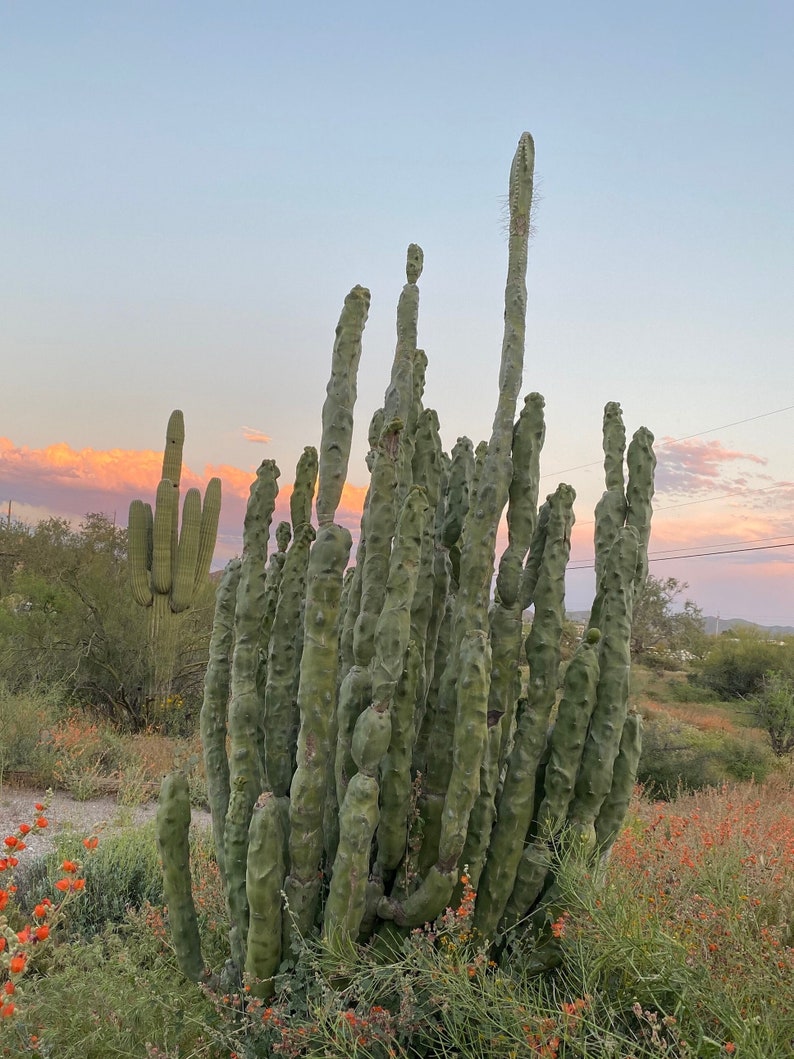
(245, 792, 287, 998)
(160, 410, 185, 564)
(384, 244, 423, 429)
(171, 487, 201, 613)
(201, 557, 242, 884)
(352, 422, 401, 668)
(496, 392, 546, 607)
(377, 639, 422, 872)
(227, 460, 280, 853)
(258, 522, 292, 674)
(335, 665, 373, 807)
(520, 499, 551, 611)
(161, 409, 185, 489)
(377, 864, 458, 928)
(499, 843, 554, 933)
(316, 286, 370, 526)
(625, 426, 656, 600)
(151, 479, 177, 596)
(225, 775, 252, 970)
(128, 499, 154, 606)
(590, 489, 628, 630)
(440, 437, 474, 549)
(156, 771, 204, 983)
(324, 772, 380, 940)
(594, 708, 643, 858)
(413, 589, 452, 775)
(371, 487, 429, 709)
(485, 597, 523, 762)
(474, 483, 574, 941)
(286, 523, 353, 937)
(568, 526, 639, 849)
(534, 628, 601, 841)
(456, 719, 503, 894)
(193, 476, 222, 598)
(276, 520, 292, 552)
(602, 401, 626, 494)
(338, 541, 365, 680)
(436, 629, 491, 869)
(290, 447, 319, 531)
(263, 523, 316, 796)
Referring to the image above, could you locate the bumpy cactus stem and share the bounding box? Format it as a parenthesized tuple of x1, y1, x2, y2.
(159, 134, 657, 994)
(156, 771, 204, 982)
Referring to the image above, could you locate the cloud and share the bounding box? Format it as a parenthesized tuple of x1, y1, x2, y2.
(0, 435, 370, 568)
(242, 426, 272, 444)
(655, 436, 768, 497)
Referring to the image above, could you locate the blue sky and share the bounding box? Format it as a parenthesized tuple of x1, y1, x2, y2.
(2, 2, 793, 624)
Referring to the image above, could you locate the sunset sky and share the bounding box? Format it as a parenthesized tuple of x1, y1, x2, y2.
(2, 2, 792, 626)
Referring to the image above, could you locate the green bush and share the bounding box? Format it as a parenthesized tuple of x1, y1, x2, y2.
(693, 631, 794, 700)
(637, 712, 775, 797)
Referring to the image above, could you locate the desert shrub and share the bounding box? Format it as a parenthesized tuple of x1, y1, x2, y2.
(693, 631, 794, 700)
(668, 679, 721, 705)
(21, 823, 164, 937)
(638, 712, 775, 797)
(748, 671, 794, 757)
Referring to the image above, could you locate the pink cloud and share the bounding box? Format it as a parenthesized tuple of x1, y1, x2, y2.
(241, 426, 272, 444)
(655, 437, 767, 497)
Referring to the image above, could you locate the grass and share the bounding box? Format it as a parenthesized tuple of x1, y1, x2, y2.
(1, 776, 791, 1057)
(1, 675, 792, 1057)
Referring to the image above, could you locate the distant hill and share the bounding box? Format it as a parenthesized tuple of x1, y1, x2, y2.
(565, 610, 794, 638)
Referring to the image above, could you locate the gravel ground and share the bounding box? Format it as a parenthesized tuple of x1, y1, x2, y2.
(0, 784, 212, 861)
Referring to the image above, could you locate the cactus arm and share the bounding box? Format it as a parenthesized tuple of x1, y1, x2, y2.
(602, 401, 626, 494)
(226, 460, 280, 930)
(496, 392, 546, 607)
(245, 792, 287, 998)
(568, 526, 639, 849)
(128, 499, 153, 606)
(324, 772, 380, 940)
(316, 286, 370, 526)
(352, 422, 400, 668)
(193, 476, 222, 597)
(422, 628, 491, 893)
(376, 639, 422, 872)
(171, 487, 202, 613)
(150, 479, 177, 596)
(594, 708, 642, 856)
(626, 426, 656, 601)
(156, 771, 204, 982)
(290, 447, 319, 531)
(263, 523, 316, 796)
(286, 523, 353, 936)
(474, 483, 573, 941)
(200, 557, 241, 883)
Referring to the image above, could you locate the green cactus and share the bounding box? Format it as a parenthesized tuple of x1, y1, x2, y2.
(128, 410, 222, 702)
(158, 135, 656, 993)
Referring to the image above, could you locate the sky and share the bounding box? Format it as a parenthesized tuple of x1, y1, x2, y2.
(1, 1, 793, 626)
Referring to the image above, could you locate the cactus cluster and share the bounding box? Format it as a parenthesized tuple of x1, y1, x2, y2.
(157, 134, 654, 990)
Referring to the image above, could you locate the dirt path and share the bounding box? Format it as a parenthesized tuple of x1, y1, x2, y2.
(0, 784, 212, 860)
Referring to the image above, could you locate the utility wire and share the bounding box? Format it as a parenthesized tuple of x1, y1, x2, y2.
(567, 540, 794, 571)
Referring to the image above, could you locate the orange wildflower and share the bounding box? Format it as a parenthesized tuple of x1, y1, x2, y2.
(9, 953, 26, 973)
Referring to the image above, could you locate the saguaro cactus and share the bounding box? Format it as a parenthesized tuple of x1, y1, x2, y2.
(128, 411, 222, 701)
(156, 134, 654, 990)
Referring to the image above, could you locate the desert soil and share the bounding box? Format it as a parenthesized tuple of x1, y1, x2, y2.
(0, 784, 212, 861)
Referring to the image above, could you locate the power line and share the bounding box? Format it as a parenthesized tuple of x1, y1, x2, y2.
(567, 540, 794, 571)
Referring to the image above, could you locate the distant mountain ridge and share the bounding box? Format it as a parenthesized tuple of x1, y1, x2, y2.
(566, 611, 794, 638)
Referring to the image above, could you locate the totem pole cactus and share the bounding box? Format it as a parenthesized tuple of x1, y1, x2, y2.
(128, 411, 222, 701)
(157, 134, 654, 991)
